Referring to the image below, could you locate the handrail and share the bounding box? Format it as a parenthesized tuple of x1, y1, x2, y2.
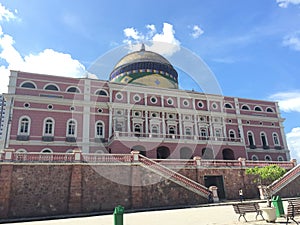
(138, 154, 210, 197)
(269, 164, 300, 194)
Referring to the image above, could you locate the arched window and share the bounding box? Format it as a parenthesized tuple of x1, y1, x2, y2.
(151, 124, 159, 133)
(41, 148, 53, 153)
(200, 128, 207, 137)
(277, 156, 284, 161)
(247, 131, 255, 147)
(115, 122, 123, 132)
(241, 105, 250, 110)
(229, 130, 236, 139)
(252, 155, 258, 161)
(95, 89, 108, 96)
(157, 146, 170, 159)
(44, 84, 59, 91)
(66, 119, 77, 136)
(16, 149, 27, 153)
(265, 155, 272, 161)
(66, 149, 74, 153)
(202, 148, 214, 159)
(180, 147, 193, 159)
(266, 107, 274, 113)
(66, 86, 80, 93)
(224, 103, 233, 109)
(134, 124, 142, 136)
(168, 126, 176, 134)
(21, 81, 36, 89)
(18, 116, 30, 135)
(43, 118, 54, 136)
(254, 106, 263, 111)
(260, 132, 268, 147)
(95, 121, 104, 138)
(222, 148, 235, 160)
(215, 128, 221, 137)
(185, 127, 192, 136)
(272, 133, 280, 145)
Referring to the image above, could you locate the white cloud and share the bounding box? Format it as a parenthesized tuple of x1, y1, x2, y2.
(0, 3, 17, 22)
(191, 25, 204, 39)
(277, 0, 300, 8)
(269, 91, 300, 112)
(283, 32, 300, 51)
(286, 127, 300, 161)
(146, 24, 156, 38)
(123, 27, 144, 44)
(0, 29, 86, 94)
(123, 22, 181, 57)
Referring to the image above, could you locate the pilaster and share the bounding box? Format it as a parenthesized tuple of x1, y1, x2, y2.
(68, 165, 82, 214)
(0, 164, 13, 218)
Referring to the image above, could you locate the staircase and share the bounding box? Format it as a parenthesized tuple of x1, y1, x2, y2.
(269, 164, 300, 195)
(138, 154, 210, 198)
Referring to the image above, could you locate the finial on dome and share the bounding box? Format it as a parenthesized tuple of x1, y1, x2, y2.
(140, 43, 145, 51)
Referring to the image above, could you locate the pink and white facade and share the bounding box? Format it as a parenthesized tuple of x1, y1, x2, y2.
(1, 70, 290, 161)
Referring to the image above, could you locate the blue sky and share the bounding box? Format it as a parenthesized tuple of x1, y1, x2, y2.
(0, 0, 300, 161)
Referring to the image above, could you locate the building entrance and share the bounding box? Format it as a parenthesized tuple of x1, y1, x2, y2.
(204, 175, 226, 199)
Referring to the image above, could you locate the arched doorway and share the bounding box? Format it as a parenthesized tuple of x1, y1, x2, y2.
(131, 145, 147, 156)
(202, 148, 214, 159)
(222, 148, 235, 160)
(180, 147, 193, 159)
(157, 146, 170, 159)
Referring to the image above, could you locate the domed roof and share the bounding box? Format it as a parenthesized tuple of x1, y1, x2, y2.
(113, 45, 172, 69)
(109, 44, 178, 89)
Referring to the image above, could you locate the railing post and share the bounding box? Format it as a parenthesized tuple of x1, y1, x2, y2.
(131, 151, 140, 162)
(258, 185, 268, 200)
(193, 156, 201, 168)
(291, 159, 297, 167)
(209, 186, 219, 203)
(73, 148, 82, 162)
(4, 149, 15, 162)
(238, 157, 246, 167)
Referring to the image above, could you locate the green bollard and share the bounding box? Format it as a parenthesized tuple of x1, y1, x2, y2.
(113, 205, 124, 225)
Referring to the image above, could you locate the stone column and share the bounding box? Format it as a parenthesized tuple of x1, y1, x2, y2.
(68, 165, 82, 214)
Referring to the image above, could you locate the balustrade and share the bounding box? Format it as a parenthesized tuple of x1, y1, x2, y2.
(0, 149, 295, 171)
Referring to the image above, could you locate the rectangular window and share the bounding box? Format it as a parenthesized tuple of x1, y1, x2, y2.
(45, 123, 53, 135)
(68, 124, 75, 135)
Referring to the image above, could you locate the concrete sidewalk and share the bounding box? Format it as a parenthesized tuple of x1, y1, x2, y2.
(2, 201, 295, 225)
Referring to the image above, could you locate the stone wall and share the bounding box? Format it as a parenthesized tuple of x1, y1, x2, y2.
(0, 162, 293, 220)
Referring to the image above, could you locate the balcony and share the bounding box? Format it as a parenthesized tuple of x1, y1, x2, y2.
(109, 131, 243, 143)
(65, 136, 77, 142)
(16, 135, 29, 141)
(94, 137, 107, 143)
(42, 136, 54, 142)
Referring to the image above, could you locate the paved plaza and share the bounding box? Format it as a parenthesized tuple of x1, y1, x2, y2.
(2, 200, 298, 225)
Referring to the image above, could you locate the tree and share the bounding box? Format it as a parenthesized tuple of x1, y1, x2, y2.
(246, 165, 286, 185)
(246, 165, 286, 207)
